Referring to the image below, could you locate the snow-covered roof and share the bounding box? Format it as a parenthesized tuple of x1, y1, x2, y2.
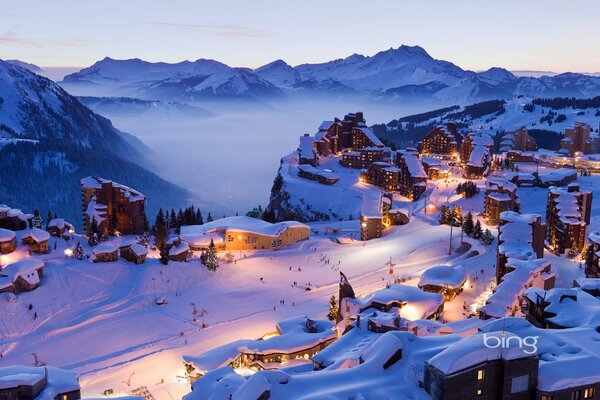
(297, 164, 339, 180)
(0, 259, 44, 289)
(360, 192, 383, 219)
(467, 144, 490, 168)
(574, 277, 600, 291)
(523, 287, 600, 328)
(48, 218, 74, 231)
(418, 265, 467, 290)
(181, 217, 308, 245)
(0, 228, 16, 243)
(130, 243, 148, 257)
(85, 198, 107, 223)
(401, 154, 427, 178)
(0, 205, 29, 222)
(318, 120, 334, 131)
(22, 227, 50, 243)
(480, 258, 551, 318)
(183, 316, 335, 373)
(486, 177, 517, 192)
(538, 168, 577, 183)
(298, 135, 316, 159)
(92, 243, 118, 255)
(478, 318, 600, 392)
(357, 127, 383, 147)
(589, 231, 600, 244)
(0, 366, 79, 397)
(169, 242, 190, 256)
(428, 330, 535, 375)
(353, 284, 443, 320)
(81, 176, 145, 202)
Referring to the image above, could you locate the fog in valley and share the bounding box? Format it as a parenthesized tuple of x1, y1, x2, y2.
(99, 98, 431, 217)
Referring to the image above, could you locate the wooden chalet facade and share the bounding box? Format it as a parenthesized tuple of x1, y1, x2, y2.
(81, 176, 146, 237)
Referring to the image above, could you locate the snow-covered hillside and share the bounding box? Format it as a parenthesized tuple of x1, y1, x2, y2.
(377, 97, 600, 150)
(58, 46, 600, 104)
(0, 59, 188, 227)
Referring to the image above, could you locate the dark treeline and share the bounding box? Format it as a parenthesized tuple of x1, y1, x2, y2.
(532, 96, 600, 110)
(0, 140, 188, 229)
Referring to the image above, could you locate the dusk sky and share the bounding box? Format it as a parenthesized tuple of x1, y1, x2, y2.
(2, 0, 599, 73)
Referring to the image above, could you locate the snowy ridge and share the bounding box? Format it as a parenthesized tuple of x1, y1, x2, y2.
(59, 46, 600, 103)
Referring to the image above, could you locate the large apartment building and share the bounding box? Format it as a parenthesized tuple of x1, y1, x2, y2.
(417, 124, 462, 159)
(545, 183, 592, 254)
(499, 126, 538, 153)
(560, 122, 594, 155)
(81, 176, 146, 236)
(394, 150, 428, 200)
(484, 178, 520, 225)
(586, 231, 600, 278)
(461, 132, 493, 178)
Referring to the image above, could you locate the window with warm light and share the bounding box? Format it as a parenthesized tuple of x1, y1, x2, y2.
(477, 370, 484, 380)
(477, 389, 483, 396)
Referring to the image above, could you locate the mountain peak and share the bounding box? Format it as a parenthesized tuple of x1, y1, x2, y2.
(5, 59, 42, 72)
(478, 67, 517, 83)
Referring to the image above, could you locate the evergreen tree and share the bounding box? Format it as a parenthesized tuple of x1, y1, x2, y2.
(177, 209, 185, 227)
(327, 295, 338, 321)
(88, 216, 100, 246)
(439, 205, 449, 225)
(206, 212, 214, 223)
(482, 229, 494, 245)
(262, 207, 276, 223)
(155, 217, 169, 265)
(463, 211, 474, 236)
(169, 209, 177, 229)
(32, 210, 42, 229)
(196, 209, 203, 225)
(472, 220, 483, 239)
(155, 208, 166, 228)
(46, 211, 53, 229)
(205, 239, 219, 271)
(567, 242, 579, 259)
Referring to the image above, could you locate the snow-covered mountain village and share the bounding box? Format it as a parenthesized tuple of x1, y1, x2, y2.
(2, 2, 600, 400)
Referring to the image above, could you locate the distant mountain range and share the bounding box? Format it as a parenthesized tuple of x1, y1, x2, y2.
(77, 96, 213, 118)
(57, 46, 600, 104)
(0, 60, 188, 227)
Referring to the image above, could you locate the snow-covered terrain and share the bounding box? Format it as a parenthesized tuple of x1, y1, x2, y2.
(1, 156, 596, 399)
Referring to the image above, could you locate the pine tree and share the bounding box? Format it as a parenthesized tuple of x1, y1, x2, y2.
(88, 216, 100, 246)
(155, 217, 169, 265)
(205, 239, 219, 271)
(196, 209, 203, 225)
(169, 209, 177, 229)
(472, 220, 483, 239)
(463, 211, 474, 236)
(262, 208, 276, 223)
(206, 212, 214, 223)
(327, 295, 338, 321)
(32, 210, 42, 229)
(155, 208, 166, 228)
(482, 229, 494, 245)
(46, 211, 53, 229)
(439, 205, 449, 225)
(567, 242, 579, 259)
